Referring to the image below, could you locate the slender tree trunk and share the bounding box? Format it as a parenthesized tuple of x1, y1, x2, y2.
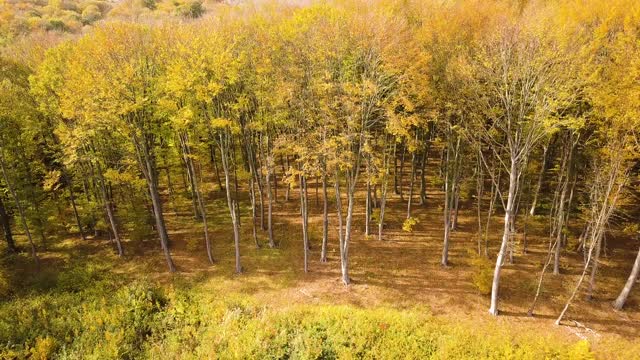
(553, 179, 568, 275)
(263, 137, 275, 248)
(442, 142, 452, 267)
(484, 167, 500, 257)
(181, 134, 213, 263)
(134, 134, 176, 272)
(210, 144, 224, 191)
(419, 143, 429, 206)
(285, 156, 291, 201)
(273, 157, 279, 203)
(148, 178, 176, 272)
(335, 172, 347, 283)
(299, 174, 309, 273)
(586, 234, 603, 300)
(365, 179, 371, 235)
(529, 143, 550, 216)
(97, 163, 123, 257)
(315, 174, 319, 207)
(254, 138, 266, 231)
(556, 232, 603, 325)
(451, 187, 460, 230)
(66, 175, 86, 241)
(379, 138, 389, 241)
(489, 158, 518, 316)
(342, 176, 355, 285)
(219, 133, 242, 274)
(0, 194, 16, 252)
(393, 143, 399, 195)
(249, 168, 260, 249)
(613, 246, 640, 310)
(475, 152, 484, 255)
(320, 165, 328, 263)
(528, 233, 561, 316)
(0, 151, 38, 266)
(399, 145, 406, 201)
(407, 152, 416, 219)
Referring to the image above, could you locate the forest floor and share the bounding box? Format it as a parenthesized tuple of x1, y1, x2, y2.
(3, 179, 640, 358)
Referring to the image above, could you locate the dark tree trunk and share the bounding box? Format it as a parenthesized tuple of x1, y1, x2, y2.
(0, 151, 38, 266)
(133, 133, 176, 273)
(210, 144, 224, 191)
(407, 152, 416, 219)
(65, 174, 86, 241)
(0, 194, 16, 252)
(97, 163, 124, 257)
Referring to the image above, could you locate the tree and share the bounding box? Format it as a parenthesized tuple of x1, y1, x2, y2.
(55, 24, 177, 271)
(460, 13, 577, 315)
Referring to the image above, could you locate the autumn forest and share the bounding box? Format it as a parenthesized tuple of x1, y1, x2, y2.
(0, 0, 639, 358)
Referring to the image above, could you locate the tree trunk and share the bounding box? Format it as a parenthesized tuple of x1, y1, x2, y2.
(556, 231, 603, 325)
(249, 168, 260, 249)
(365, 179, 371, 235)
(489, 158, 518, 316)
(299, 174, 309, 273)
(134, 133, 176, 273)
(335, 172, 347, 284)
(613, 246, 640, 310)
(475, 152, 484, 255)
(148, 179, 176, 272)
(393, 142, 399, 195)
(0, 151, 38, 266)
(399, 145, 406, 200)
(210, 144, 224, 191)
(219, 132, 242, 273)
(66, 174, 86, 241)
(97, 163, 124, 257)
(442, 142, 452, 267)
(484, 167, 500, 257)
(0, 194, 16, 252)
(285, 156, 291, 201)
(529, 143, 550, 216)
(553, 174, 569, 275)
(263, 137, 275, 248)
(407, 152, 416, 219)
(419, 143, 429, 206)
(586, 234, 603, 300)
(320, 166, 328, 263)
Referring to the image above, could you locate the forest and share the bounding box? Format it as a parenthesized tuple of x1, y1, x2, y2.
(0, 0, 639, 358)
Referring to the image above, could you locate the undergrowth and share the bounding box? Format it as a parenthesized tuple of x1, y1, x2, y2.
(0, 263, 597, 359)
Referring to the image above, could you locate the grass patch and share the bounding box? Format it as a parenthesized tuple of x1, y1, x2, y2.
(0, 263, 595, 359)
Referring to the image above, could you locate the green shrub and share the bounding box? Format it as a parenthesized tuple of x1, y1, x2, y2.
(175, 0, 204, 19)
(469, 250, 493, 295)
(0, 279, 596, 359)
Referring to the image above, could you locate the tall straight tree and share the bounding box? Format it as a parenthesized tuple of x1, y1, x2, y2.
(461, 16, 577, 315)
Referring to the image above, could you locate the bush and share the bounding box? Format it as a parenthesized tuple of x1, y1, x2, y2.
(402, 217, 419, 232)
(81, 4, 102, 24)
(0, 279, 595, 359)
(469, 250, 493, 295)
(175, 0, 204, 19)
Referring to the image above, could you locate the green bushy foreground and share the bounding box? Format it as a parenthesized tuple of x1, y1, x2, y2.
(0, 266, 595, 360)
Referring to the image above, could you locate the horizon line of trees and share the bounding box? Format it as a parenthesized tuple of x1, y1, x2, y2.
(1, 0, 640, 322)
